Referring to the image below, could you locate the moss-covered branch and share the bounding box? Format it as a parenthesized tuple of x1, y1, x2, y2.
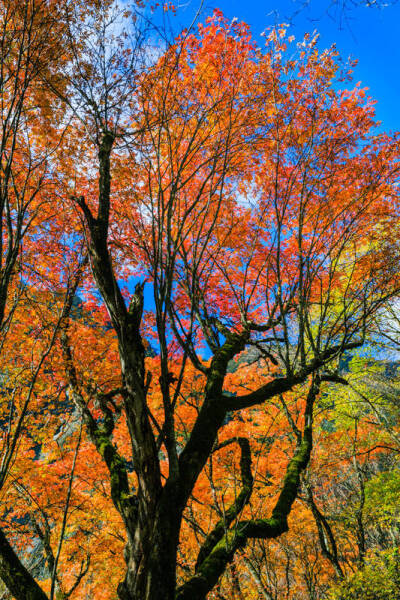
(176, 379, 319, 600)
(60, 323, 134, 521)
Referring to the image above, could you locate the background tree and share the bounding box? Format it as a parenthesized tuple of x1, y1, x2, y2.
(0, 1, 90, 598)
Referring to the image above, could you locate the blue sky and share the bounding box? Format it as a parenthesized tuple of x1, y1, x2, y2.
(175, 0, 400, 132)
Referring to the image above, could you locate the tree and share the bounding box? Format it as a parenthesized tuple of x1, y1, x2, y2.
(0, 3, 399, 600)
(0, 1, 90, 598)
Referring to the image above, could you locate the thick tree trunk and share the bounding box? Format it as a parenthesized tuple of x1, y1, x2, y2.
(120, 534, 179, 600)
(118, 487, 182, 600)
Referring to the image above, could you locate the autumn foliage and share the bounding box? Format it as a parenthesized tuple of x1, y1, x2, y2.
(0, 1, 399, 599)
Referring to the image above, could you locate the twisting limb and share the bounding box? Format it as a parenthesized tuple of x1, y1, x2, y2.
(178, 328, 250, 505)
(195, 438, 253, 571)
(176, 377, 320, 600)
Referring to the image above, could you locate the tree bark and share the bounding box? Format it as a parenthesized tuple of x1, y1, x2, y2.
(0, 528, 48, 600)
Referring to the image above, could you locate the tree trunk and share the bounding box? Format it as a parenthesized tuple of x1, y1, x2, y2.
(118, 485, 182, 600)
